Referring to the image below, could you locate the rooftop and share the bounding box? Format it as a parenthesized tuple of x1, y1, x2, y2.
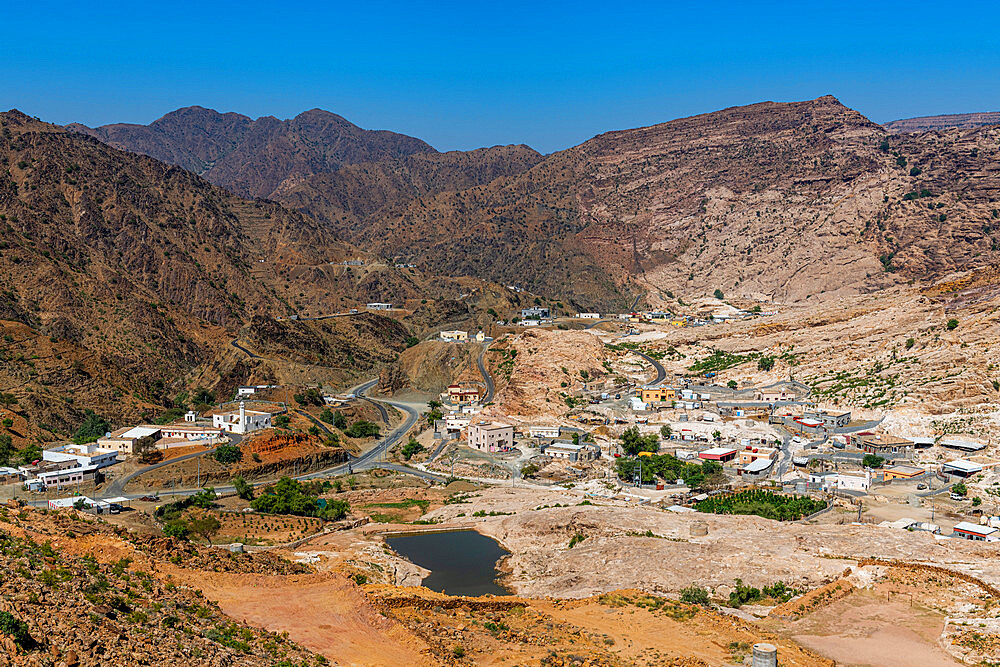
(943, 459, 983, 473)
(954, 521, 997, 536)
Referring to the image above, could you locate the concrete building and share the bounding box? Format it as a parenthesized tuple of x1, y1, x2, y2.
(43, 442, 120, 469)
(366, 302, 393, 310)
(447, 384, 482, 405)
(755, 387, 798, 402)
(856, 434, 913, 457)
(698, 447, 738, 463)
(467, 422, 514, 452)
(98, 426, 162, 456)
(517, 319, 541, 327)
(640, 387, 677, 403)
(737, 446, 777, 466)
(237, 386, 257, 397)
(520, 306, 550, 319)
(803, 409, 852, 428)
(953, 522, 1000, 542)
(212, 402, 271, 434)
(158, 424, 225, 442)
(528, 425, 561, 439)
(34, 464, 100, 490)
(576, 313, 600, 319)
(439, 330, 468, 342)
(541, 441, 600, 462)
(881, 465, 925, 481)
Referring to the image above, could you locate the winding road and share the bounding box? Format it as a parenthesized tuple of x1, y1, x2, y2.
(93, 378, 441, 501)
(477, 343, 495, 403)
(635, 350, 667, 387)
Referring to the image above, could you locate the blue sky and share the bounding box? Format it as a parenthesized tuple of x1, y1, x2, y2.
(3, 1, 999, 153)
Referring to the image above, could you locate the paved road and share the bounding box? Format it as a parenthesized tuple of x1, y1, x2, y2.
(101, 432, 243, 498)
(635, 350, 667, 387)
(230, 340, 260, 359)
(295, 409, 334, 435)
(477, 343, 495, 403)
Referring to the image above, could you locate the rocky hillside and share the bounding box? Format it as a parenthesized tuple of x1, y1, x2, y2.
(885, 111, 1000, 133)
(0, 502, 317, 666)
(0, 110, 422, 443)
(69, 106, 434, 199)
(334, 96, 1000, 309)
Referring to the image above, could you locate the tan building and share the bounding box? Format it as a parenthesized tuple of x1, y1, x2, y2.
(640, 387, 677, 403)
(856, 433, 913, 456)
(440, 330, 468, 342)
(97, 426, 161, 456)
(737, 446, 778, 465)
(467, 422, 514, 452)
(447, 384, 482, 405)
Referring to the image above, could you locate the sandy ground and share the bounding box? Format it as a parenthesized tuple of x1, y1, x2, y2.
(182, 569, 435, 666)
(785, 588, 958, 666)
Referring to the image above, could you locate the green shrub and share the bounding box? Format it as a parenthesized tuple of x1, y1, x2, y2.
(213, 444, 243, 465)
(679, 585, 711, 606)
(946, 319, 959, 330)
(568, 532, 586, 548)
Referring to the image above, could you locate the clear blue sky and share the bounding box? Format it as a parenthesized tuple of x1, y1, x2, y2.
(4, 1, 999, 154)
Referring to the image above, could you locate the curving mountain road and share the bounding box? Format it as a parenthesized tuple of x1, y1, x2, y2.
(477, 343, 495, 403)
(101, 432, 243, 498)
(635, 350, 667, 387)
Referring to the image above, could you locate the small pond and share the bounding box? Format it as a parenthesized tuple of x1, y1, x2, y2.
(385, 530, 510, 596)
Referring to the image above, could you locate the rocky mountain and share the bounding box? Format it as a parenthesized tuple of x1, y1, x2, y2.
(67, 97, 1000, 313)
(68, 106, 434, 199)
(319, 96, 1000, 310)
(885, 111, 1000, 133)
(0, 110, 432, 442)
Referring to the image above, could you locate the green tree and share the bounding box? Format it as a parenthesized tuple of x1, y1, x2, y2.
(274, 415, 291, 428)
(713, 289, 724, 300)
(213, 444, 243, 465)
(401, 437, 424, 460)
(188, 514, 221, 544)
(163, 520, 190, 541)
(344, 421, 380, 438)
(333, 411, 347, 429)
(757, 356, 775, 372)
(660, 424, 672, 439)
(192, 387, 215, 406)
(946, 319, 959, 330)
(862, 454, 884, 468)
(620, 426, 659, 456)
(712, 430, 722, 441)
(233, 475, 254, 501)
(727, 380, 738, 390)
(679, 585, 711, 607)
(72, 410, 110, 445)
(319, 408, 334, 423)
(952, 482, 968, 496)
(0, 611, 35, 649)
(905, 337, 915, 349)
(16, 444, 41, 465)
(0, 434, 14, 466)
(405, 336, 419, 348)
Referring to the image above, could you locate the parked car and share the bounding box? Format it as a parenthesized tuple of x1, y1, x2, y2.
(950, 493, 965, 501)
(916, 483, 928, 490)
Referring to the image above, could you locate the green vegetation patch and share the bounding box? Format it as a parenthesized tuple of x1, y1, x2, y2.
(695, 489, 826, 521)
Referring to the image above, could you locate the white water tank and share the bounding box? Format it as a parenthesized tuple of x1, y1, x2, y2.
(752, 643, 777, 667)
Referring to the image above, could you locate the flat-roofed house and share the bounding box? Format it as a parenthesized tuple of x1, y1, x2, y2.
(98, 426, 162, 456)
(212, 402, 271, 434)
(640, 387, 677, 403)
(467, 422, 514, 452)
(857, 434, 913, 457)
(447, 384, 482, 405)
(698, 447, 737, 463)
(953, 522, 1000, 542)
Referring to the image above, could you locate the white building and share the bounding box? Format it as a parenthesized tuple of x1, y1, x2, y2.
(237, 386, 257, 397)
(953, 522, 1000, 542)
(528, 425, 561, 439)
(467, 422, 514, 452)
(541, 442, 600, 462)
(158, 424, 226, 442)
(43, 442, 120, 469)
(440, 330, 468, 342)
(212, 402, 272, 434)
(366, 302, 393, 311)
(576, 313, 600, 319)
